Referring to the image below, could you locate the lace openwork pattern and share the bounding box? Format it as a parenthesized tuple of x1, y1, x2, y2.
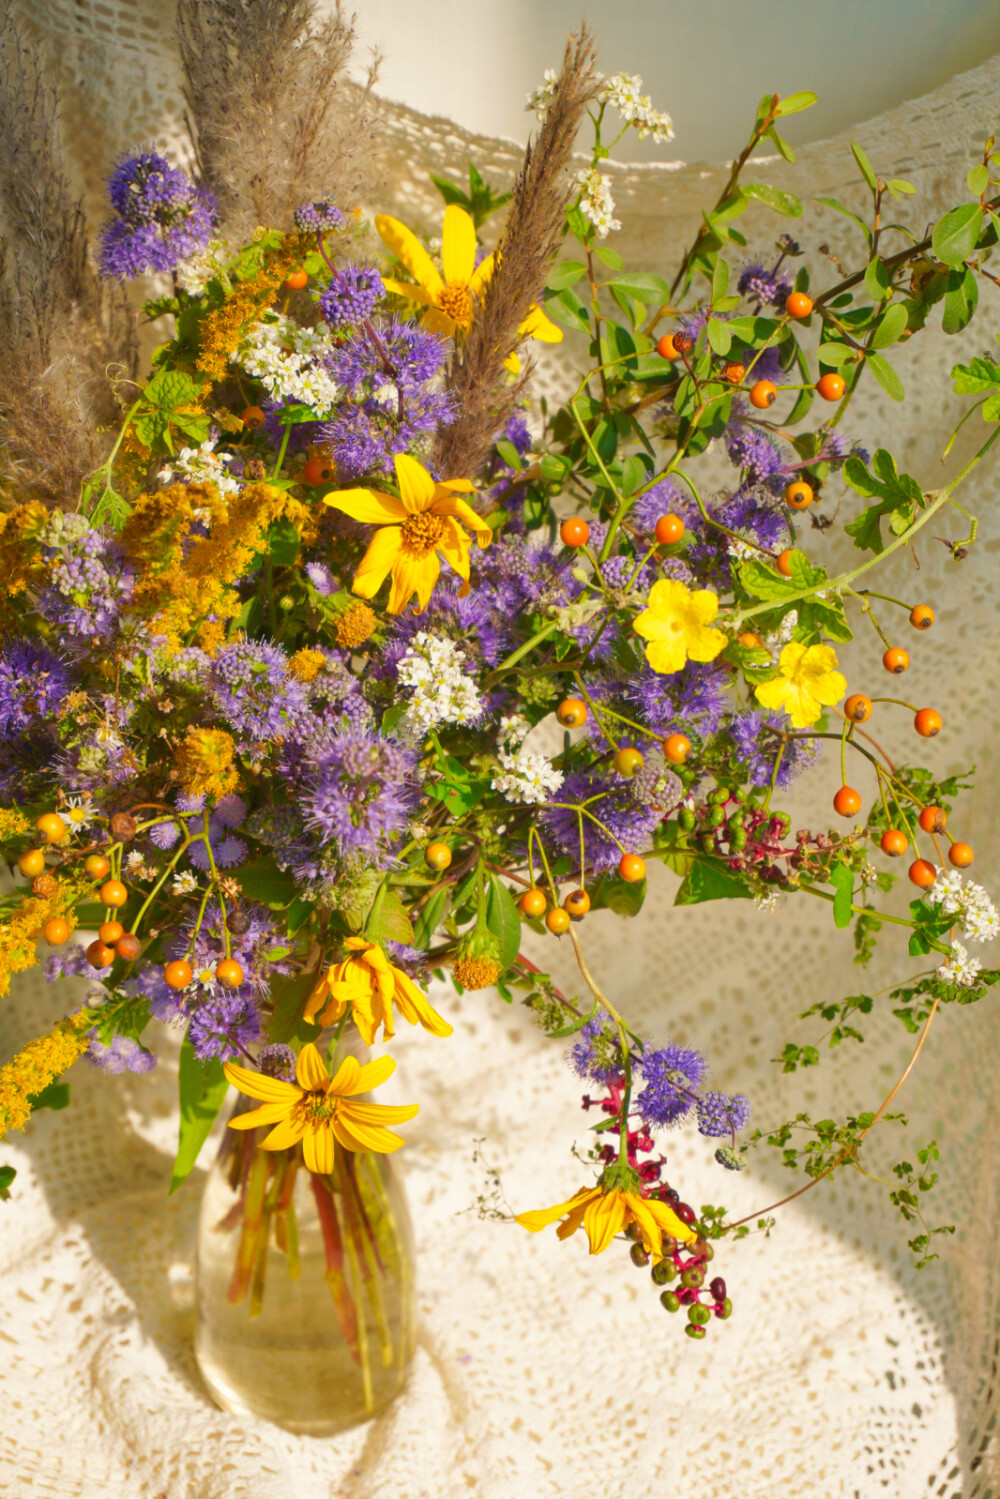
(5, 3, 1000, 1494)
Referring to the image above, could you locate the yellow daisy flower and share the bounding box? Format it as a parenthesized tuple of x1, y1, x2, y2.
(304, 936, 453, 1045)
(754, 640, 847, 729)
(515, 1184, 696, 1257)
(223, 1042, 418, 1176)
(324, 452, 492, 615)
(374, 204, 562, 372)
(632, 578, 728, 675)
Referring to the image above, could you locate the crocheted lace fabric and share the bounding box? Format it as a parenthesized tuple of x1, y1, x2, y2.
(4, 5, 1000, 1495)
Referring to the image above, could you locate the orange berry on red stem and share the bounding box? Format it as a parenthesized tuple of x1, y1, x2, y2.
(619, 853, 646, 883)
(656, 334, 679, 360)
(557, 698, 588, 728)
(545, 907, 571, 935)
(654, 514, 685, 545)
(844, 694, 872, 723)
(786, 291, 813, 318)
(909, 604, 934, 630)
(816, 372, 845, 401)
(663, 733, 691, 765)
(519, 888, 547, 919)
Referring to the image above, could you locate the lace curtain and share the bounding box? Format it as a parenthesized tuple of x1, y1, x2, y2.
(4, 4, 1000, 1494)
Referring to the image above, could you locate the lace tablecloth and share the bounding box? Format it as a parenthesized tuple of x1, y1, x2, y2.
(4, 5, 1000, 1493)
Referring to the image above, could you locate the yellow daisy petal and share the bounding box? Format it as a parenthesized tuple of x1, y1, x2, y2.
(394, 452, 436, 513)
(645, 1196, 698, 1246)
(469, 251, 495, 298)
(261, 1115, 308, 1150)
(429, 492, 492, 545)
(302, 1122, 336, 1175)
(328, 1055, 363, 1095)
(324, 487, 407, 524)
(374, 214, 444, 296)
(296, 1042, 330, 1092)
(387, 546, 439, 614)
(345, 1100, 420, 1125)
(381, 277, 439, 308)
(514, 1186, 601, 1233)
(583, 1189, 628, 1254)
(518, 303, 563, 343)
(441, 204, 476, 286)
(227, 1100, 296, 1131)
(338, 1053, 396, 1097)
(351, 526, 404, 601)
(643, 635, 690, 675)
(222, 1061, 300, 1103)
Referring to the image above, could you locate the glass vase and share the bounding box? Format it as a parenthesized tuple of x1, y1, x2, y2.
(194, 1042, 416, 1435)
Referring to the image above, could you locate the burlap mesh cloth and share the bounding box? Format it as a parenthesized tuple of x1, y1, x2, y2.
(3, 5, 1000, 1494)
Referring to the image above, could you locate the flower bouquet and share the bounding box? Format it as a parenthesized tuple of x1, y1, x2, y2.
(2, 7, 999, 1423)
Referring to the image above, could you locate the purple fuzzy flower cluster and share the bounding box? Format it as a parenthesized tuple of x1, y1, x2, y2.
(88, 1035, 157, 1074)
(294, 721, 418, 863)
(730, 709, 821, 790)
(318, 264, 385, 330)
(294, 198, 346, 233)
(696, 1091, 751, 1137)
(737, 260, 792, 310)
(209, 640, 309, 748)
(99, 151, 216, 279)
(635, 1044, 708, 1128)
(0, 641, 72, 739)
(147, 792, 249, 868)
(38, 529, 135, 648)
(540, 769, 662, 876)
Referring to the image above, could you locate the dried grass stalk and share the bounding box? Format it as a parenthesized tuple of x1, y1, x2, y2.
(177, 0, 382, 241)
(434, 29, 600, 483)
(0, 0, 136, 510)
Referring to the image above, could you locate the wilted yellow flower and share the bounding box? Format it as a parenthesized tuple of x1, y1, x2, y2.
(223, 1042, 419, 1176)
(754, 640, 847, 729)
(305, 936, 452, 1045)
(325, 453, 491, 615)
(173, 727, 239, 801)
(516, 1183, 696, 1256)
(633, 579, 727, 675)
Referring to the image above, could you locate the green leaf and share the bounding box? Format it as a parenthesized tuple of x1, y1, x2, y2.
(593, 243, 624, 270)
(737, 558, 797, 601)
(235, 856, 299, 908)
(169, 1041, 229, 1195)
(675, 861, 752, 905)
(608, 273, 672, 305)
(0, 1164, 15, 1200)
(951, 355, 1000, 394)
(590, 874, 646, 917)
(547, 260, 587, 291)
(764, 125, 796, 164)
(815, 196, 873, 246)
(864, 257, 891, 301)
(711, 257, 731, 304)
(413, 886, 450, 950)
(817, 342, 856, 367)
(485, 873, 521, 971)
(743, 182, 802, 218)
(543, 287, 591, 334)
(942, 266, 978, 335)
(830, 862, 854, 929)
(775, 91, 818, 116)
(267, 973, 318, 1045)
(620, 454, 646, 497)
(851, 141, 877, 193)
(869, 303, 908, 349)
(967, 163, 990, 197)
(887, 178, 916, 195)
(28, 1080, 71, 1112)
(495, 438, 522, 471)
(367, 888, 415, 946)
(705, 317, 732, 356)
(430, 173, 469, 208)
(931, 203, 983, 268)
(266, 516, 300, 564)
(866, 351, 905, 401)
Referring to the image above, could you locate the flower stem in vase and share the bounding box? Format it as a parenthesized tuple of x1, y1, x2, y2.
(310, 1170, 361, 1363)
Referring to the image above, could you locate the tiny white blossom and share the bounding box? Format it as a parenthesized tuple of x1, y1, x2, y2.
(239, 313, 339, 411)
(171, 871, 199, 895)
(754, 890, 783, 914)
(160, 437, 240, 495)
(491, 718, 563, 806)
(525, 68, 558, 121)
(727, 537, 755, 562)
(63, 795, 97, 831)
(176, 237, 233, 295)
(125, 850, 157, 881)
(397, 632, 484, 732)
(576, 168, 620, 238)
(598, 73, 674, 144)
(937, 941, 982, 988)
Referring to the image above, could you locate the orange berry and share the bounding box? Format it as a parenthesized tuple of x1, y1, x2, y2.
(241, 405, 266, 430)
(42, 917, 71, 946)
(564, 889, 591, 919)
(786, 291, 814, 319)
(519, 888, 547, 919)
(545, 907, 571, 935)
(86, 940, 115, 970)
(749, 380, 777, 409)
(654, 513, 685, 545)
(918, 806, 947, 835)
(115, 934, 142, 962)
(35, 812, 67, 844)
(883, 647, 909, 674)
(663, 733, 691, 765)
(619, 853, 646, 883)
(284, 267, 308, 290)
(216, 959, 245, 988)
(880, 829, 908, 857)
(556, 698, 588, 728)
(98, 921, 124, 946)
(816, 372, 845, 401)
(785, 480, 813, 510)
(948, 842, 974, 868)
(164, 960, 194, 990)
(844, 693, 873, 723)
(302, 455, 335, 486)
(656, 334, 679, 359)
(425, 842, 452, 871)
(99, 880, 128, 908)
(909, 604, 934, 630)
(17, 849, 45, 878)
(776, 549, 796, 578)
(833, 785, 862, 817)
(614, 747, 644, 778)
(84, 854, 111, 879)
(722, 362, 746, 385)
(739, 631, 764, 649)
(914, 707, 942, 738)
(560, 517, 590, 548)
(908, 859, 937, 889)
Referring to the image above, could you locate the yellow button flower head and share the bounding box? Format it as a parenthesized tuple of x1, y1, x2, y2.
(304, 936, 453, 1045)
(754, 640, 847, 729)
(325, 452, 492, 615)
(223, 1043, 418, 1176)
(375, 204, 563, 372)
(632, 578, 727, 675)
(516, 1183, 696, 1257)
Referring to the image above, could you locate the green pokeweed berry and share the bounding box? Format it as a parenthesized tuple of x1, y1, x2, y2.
(688, 1302, 711, 1326)
(678, 807, 696, 832)
(718, 1297, 733, 1320)
(651, 1259, 677, 1285)
(728, 826, 748, 851)
(629, 1242, 649, 1267)
(684, 1324, 707, 1339)
(706, 805, 725, 829)
(659, 1290, 681, 1313)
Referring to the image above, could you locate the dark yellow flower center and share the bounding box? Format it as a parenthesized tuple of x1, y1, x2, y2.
(436, 281, 474, 329)
(297, 1091, 338, 1125)
(401, 511, 446, 552)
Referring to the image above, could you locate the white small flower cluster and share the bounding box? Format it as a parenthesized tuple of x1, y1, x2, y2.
(754, 890, 783, 914)
(937, 941, 982, 988)
(176, 237, 233, 295)
(598, 73, 674, 144)
(125, 849, 157, 881)
(239, 314, 339, 411)
(160, 437, 240, 496)
(492, 714, 564, 806)
(397, 632, 484, 732)
(171, 871, 199, 896)
(525, 68, 558, 121)
(576, 168, 620, 238)
(727, 537, 755, 563)
(926, 869, 1000, 944)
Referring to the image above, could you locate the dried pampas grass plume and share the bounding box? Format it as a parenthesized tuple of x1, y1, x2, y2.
(177, 0, 383, 240)
(434, 29, 600, 484)
(0, 0, 136, 510)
